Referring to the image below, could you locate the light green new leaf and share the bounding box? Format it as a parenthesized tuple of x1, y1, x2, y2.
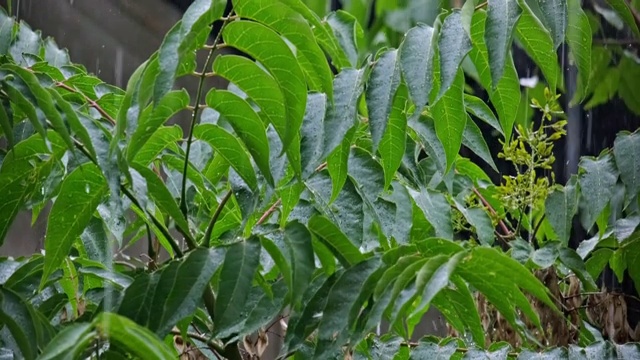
(409, 188, 453, 239)
(462, 115, 498, 172)
(234, 0, 333, 98)
(127, 89, 189, 161)
(399, 24, 436, 115)
(436, 10, 472, 100)
(37, 323, 96, 360)
(578, 153, 618, 231)
(324, 68, 365, 156)
(464, 94, 503, 135)
(206, 89, 273, 185)
(314, 257, 381, 359)
(469, 10, 521, 141)
(485, 0, 522, 88)
(43, 163, 107, 288)
(223, 20, 307, 156)
(194, 124, 258, 190)
(327, 10, 364, 68)
(516, 0, 559, 92)
(614, 131, 640, 204)
(308, 215, 366, 267)
(566, 0, 592, 103)
(367, 49, 401, 151)
(432, 68, 467, 172)
(118, 248, 224, 336)
(214, 238, 261, 337)
(379, 84, 408, 190)
(133, 125, 182, 166)
(92, 313, 175, 360)
(545, 176, 579, 245)
(605, 0, 640, 38)
(536, 0, 567, 49)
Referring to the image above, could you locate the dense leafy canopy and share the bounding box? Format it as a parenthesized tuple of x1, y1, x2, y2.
(1, 0, 640, 359)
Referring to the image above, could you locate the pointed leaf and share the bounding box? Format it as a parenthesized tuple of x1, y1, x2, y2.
(432, 68, 467, 172)
(464, 94, 503, 135)
(284, 222, 315, 307)
(436, 10, 472, 100)
(37, 323, 96, 360)
(133, 125, 182, 166)
(566, 0, 592, 103)
(578, 153, 618, 231)
(537, 0, 567, 49)
(300, 93, 327, 178)
(326, 10, 364, 68)
(0, 287, 41, 360)
(366, 49, 401, 151)
(605, 0, 640, 38)
(410, 116, 447, 172)
(409, 188, 453, 239)
(222, 20, 307, 154)
(214, 238, 261, 337)
(43, 163, 107, 287)
(206, 89, 273, 185)
(324, 68, 365, 156)
(327, 129, 354, 202)
(462, 115, 498, 172)
(545, 176, 579, 245)
(308, 215, 366, 267)
(194, 123, 258, 190)
(399, 24, 436, 114)
(614, 131, 640, 204)
(485, 0, 522, 87)
(379, 84, 409, 190)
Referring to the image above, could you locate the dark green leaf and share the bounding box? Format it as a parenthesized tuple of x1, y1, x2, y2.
(536, 0, 567, 49)
(399, 24, 436, 116)
(43, 163, 107, 288)
(614, 131, 640, 205)
(410, 116, 447, 172)
(37, 323, 96, 360)
(324, 68, 365, 156)
(485, 0, 522, 87)
(366, 49, 401, 151)
(464, 94, 503, 136)
(308, 215, 366, 267)
(300, 93, 327, 178)
(0, 287, 42, 360)
(2, 81, 46, 142)
(194, 123, 258, 190)
(578, 153, 618, 231)
(409, 188, 453, 239)
(284, 222, 315, 307)
(436, 10, 472, 100)
(326, 10, 364, 68)
(132, 125, 182, 166)
(462, 115, 498, 172)
(545, 176, 579, 245)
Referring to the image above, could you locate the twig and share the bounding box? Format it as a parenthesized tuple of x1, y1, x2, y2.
(55, 82, 116, 125)
(593, 38, 640, 45)
(471, 187, 513, 237)
(204, 190, 233, 245)
(170, 329, 226, 356)
(475, 1, 487, 10)
(257, 199, 281, 225)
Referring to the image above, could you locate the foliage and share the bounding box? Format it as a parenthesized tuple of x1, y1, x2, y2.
(0, 0, 639, 359)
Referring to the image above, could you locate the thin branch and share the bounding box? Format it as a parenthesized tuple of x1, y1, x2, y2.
(204, 190, 233, 245)
(257, 199, 281, 225)
(471, 187, 513, 237)
(475, 1, 487, 10)
(180, 17, 230, 217)
(530, 213, 545, 247)
(170, 330, 225, 355)
(55, 82, 116, 125)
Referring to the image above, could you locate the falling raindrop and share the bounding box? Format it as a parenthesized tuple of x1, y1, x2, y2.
(85, 184, 90, 194)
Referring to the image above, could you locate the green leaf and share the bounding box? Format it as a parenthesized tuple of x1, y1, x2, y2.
(284, 222, 315, 307)
(516, 0, 559, 92)
(222, 20, 307, 156)
(399, 24, 436, 116)
(0, 287, 42, 360)
(300, 93, 327, 178)
(464, 94, 503, 136)
(348, 147, 385, 205)
(194, 123, 258, 190)
(2, 80, 46, 143)
(432, 68, 467, 172)
(118, 248, 223, 336)
(432, 275, 485, 346)
(43, 163, 107, 288)
(92, 313, 175, 360)
(36, 324, 95, 360)
(586, 248, 613, 279)
(605, 0, 640, 38)
(469, 10, 521, 141)
(127, 89, 189, 161)
(453, 199, 495, 245)
(379, 84, 408, 190)
(48, 88, 96, 159)
(215, 238, 261, 338)
(409, 188, 453, 239)
(327, 10, 364, 68)
(485, 0, 522, 88)
(545, 176, 579, 245)
(578, 153, 618, 231)
(133, 125, 182, 166)
(314, 257, 381, 359)
(324, 68, 366, 156)
(9, 21, 41, 66)
(206, 89, 273, 185)
(114, 58, 149, 150)
(366, 49, 401, 152)
(0, 9, 14, 54)
(0, 100, 13, 149)
(536, 0, 567, 49)
(327, 129, 354, 202)
(410, 116, 447, 172)
(308, 215, 366, 267)
(462, 115, 498, 172)
(559, 248, 597, 291)
(566, 0, 592, 103)
(436, 10, 472, 100)
(234, 0, 333, 98)
(614, 131, 640, 204)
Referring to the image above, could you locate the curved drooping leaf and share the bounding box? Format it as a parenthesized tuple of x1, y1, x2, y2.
(578, 153, 619, 231)
(300, 93, 327, 178)
(233, 0, 333, 98)
(308, 215, 366, 267)
(605, 0, 640, 38)
(366, 49, 401, 152)
(462, 115, 498, 172)
(194, 123, 258, 191)
(214, 238, 261, 338)
(284, 222, 315, 307)
(326, 10, 364, 68)
(536, 0, 567, 49)
(133, 125, 182, 166)
(432, 68, 467, 172)
(92, 313, 176, 360)
(545, 176, 579, 245)
(43, 163, 108, 288)
(410, 116, 447, 172)
(1, 81, 47, 142)
(118, 248, 224, 337)
(127, 89, 189, 161)
(614, 131, 640, 205)
(37, 323, 96, 360)
(399, 24, 436, 115)
(379, 84, 409, 190)
(464, 94, 503, 135)
(0, 287, 45, 360)
(206, 89, 273, 185)
(566, 0, 592, 103)
(485, 0, 522, 88)
(516, 0, 559, 92)
(324, 68, 366, 157)
(409, 188, 453, 239)
(223, 20, 307, 157)
(436, 10, 472, 101)
(469, 10, 521, 141)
